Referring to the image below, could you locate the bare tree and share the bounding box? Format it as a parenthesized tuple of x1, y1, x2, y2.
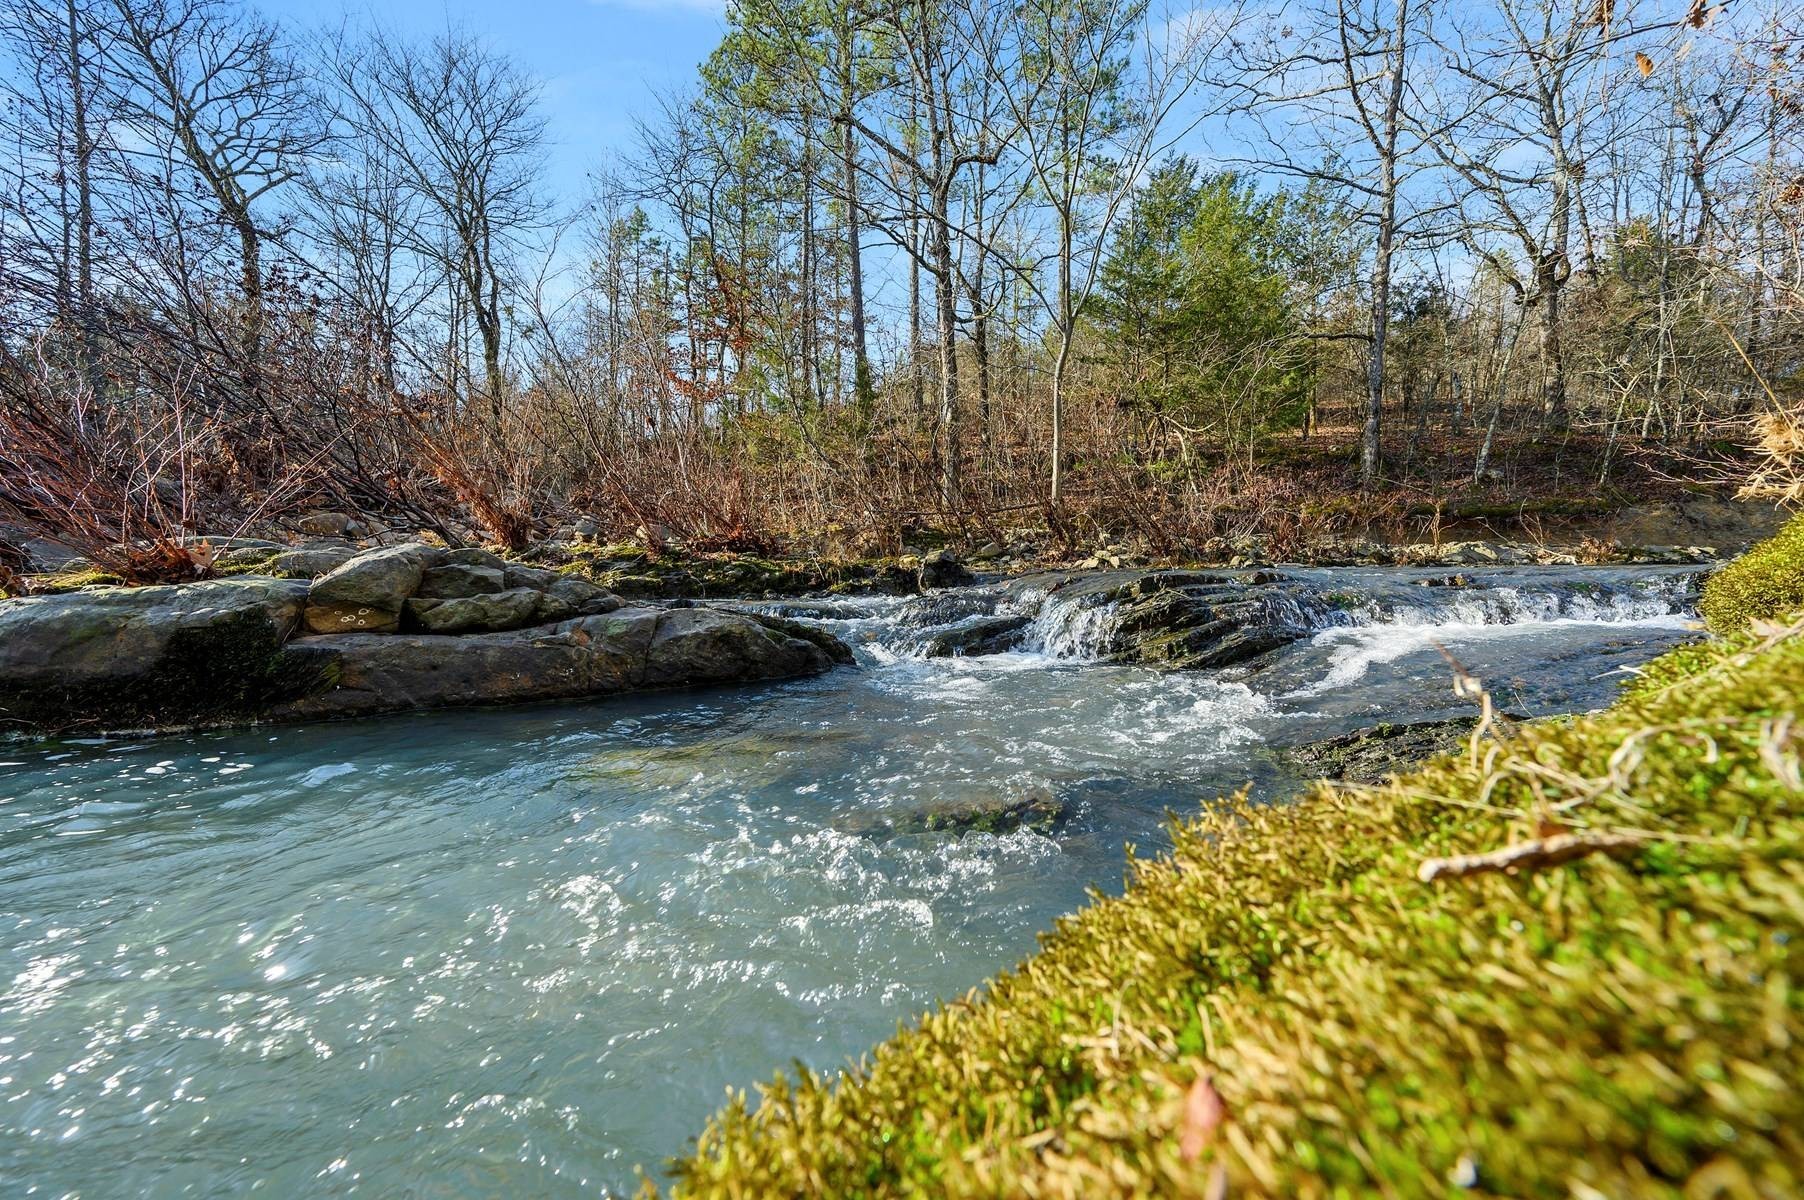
(104, 0, 318, 412)
(1430, 0, 1666, 431)
(0, 0, 116, 393)
(1006, 0, 1224, 507)
(1237, 0, 1446, 489)
(323, 27, 548, 429)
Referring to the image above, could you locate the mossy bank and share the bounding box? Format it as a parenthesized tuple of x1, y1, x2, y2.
(656, 515, 1804, 1198)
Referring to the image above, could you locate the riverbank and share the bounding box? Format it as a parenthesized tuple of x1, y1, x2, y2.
(5, 495, 1780, 604)
(662, 516, 1804, 1198)
(0, 541, 850, 735)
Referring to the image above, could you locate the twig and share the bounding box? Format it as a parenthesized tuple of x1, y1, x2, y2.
(1417, 831, 1646, 883)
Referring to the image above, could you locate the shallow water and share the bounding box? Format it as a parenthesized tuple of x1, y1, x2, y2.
(0, 565, 1701, 1196)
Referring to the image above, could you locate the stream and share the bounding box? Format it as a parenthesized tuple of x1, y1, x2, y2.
(0, 565, 1702, 1197)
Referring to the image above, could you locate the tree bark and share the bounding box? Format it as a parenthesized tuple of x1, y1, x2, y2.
(932, 187, 961, 510)
(65, 0, 100, 397)
(1360, 0, 1409, 491)
(838, 35, 873, 414)
(235, 212, 263, 409)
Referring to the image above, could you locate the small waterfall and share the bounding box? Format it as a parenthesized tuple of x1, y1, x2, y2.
(1269, 569, 1704, 633)
(1017, 586, 1123, 660)
(741, 566, 1706, 668)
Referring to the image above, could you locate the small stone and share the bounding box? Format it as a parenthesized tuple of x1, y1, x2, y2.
(918, 549, 974, 590)
(635, 523, 677, 550)
(546, 576, 621, 614)
(531, 592, 579, 623)
(441, 548, 509, 570)
(504, 564, 562, 590)
(296, 512, 356, 538)
(265, 547, 359, 579)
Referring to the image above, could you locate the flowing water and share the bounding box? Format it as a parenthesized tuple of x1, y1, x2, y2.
(0, 565, 1703, 1197)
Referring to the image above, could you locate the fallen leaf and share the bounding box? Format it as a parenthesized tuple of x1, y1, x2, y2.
(1179, 1074, 1227, 1163)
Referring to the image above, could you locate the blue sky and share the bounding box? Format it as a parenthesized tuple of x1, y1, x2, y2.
(262, 0, 730, 207)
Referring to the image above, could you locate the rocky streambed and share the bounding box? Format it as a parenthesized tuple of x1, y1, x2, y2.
(0, 558, 1707, 1196)
(1, 541, 1708, 737)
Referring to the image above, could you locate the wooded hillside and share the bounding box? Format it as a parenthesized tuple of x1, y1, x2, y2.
(1, 0, 1799, 577)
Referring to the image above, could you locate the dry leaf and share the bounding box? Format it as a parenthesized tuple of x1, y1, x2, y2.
(1635, 52, 1655, 77)
(1179, 1074, 1226, 1163)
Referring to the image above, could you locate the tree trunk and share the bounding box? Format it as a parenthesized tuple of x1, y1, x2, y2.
(838, 38, 873, 414)
(235, 212, 264, 413)
(1535, 261, 1568, 430)
(1050, 212, 1073, 507)
(1051, 336, 1072, 507)
(1360, 0, 1408, 491)
(932, 198, 961, 510)
(66, 0, 100, 397)
(909, 217, 924, 429)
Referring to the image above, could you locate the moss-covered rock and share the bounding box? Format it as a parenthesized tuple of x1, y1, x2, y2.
(528, 543, 923, 600)
(0, 578, 322, 731)
(1700, 509, 1804, 633)
(1284, 715, 1498, 785)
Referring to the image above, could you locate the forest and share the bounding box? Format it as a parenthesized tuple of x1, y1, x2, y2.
(0, 0, 1799, 580)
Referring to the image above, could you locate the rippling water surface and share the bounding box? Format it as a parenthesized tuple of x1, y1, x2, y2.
(0, 566, 1701, 1196)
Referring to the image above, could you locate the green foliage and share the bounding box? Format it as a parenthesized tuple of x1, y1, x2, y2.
(1700, 511, 1804, 633)
(1092, 159, 1340, 456)
(661, 625, 1804, 1197)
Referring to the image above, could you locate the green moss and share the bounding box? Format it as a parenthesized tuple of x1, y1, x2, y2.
(1700, 510, 1804, 633)
(552, 546, 919, 600)
(1618, 632, 1753, 702)
(22, 567, 125, 593)
(661, 618, 1804, 1197)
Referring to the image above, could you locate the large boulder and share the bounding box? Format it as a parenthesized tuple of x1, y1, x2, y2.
(304, 542, 442, 634)
(405, 587, 542, 634)
(914, 614, 1030, 658)
(416, 563, 507, 599)
(265, 605, 848, 721)
(1286, 716, 1505, 786)
(0, 578, 314, 730)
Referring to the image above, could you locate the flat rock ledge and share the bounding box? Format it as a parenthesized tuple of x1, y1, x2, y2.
(0, 572, 850, 734)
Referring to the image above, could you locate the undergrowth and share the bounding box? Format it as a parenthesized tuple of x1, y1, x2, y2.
(658, 544, 1804, 1197)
